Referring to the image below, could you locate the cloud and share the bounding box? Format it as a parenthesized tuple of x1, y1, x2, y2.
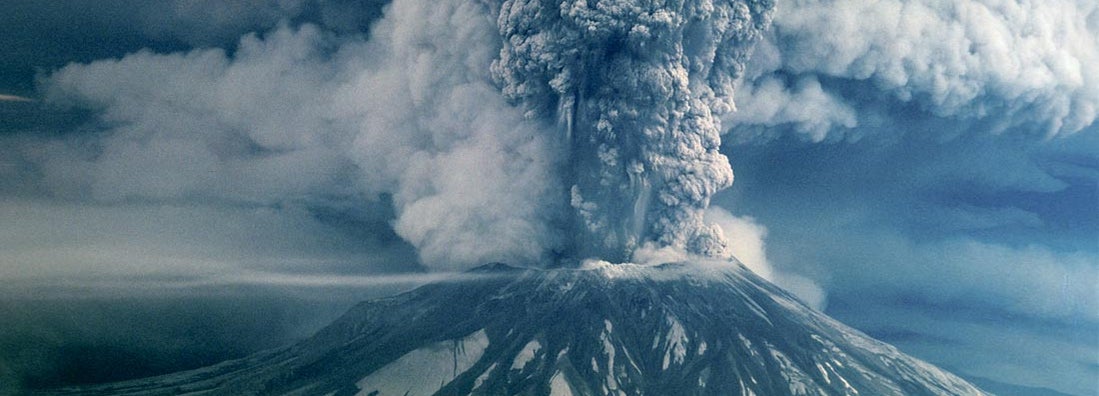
(2, 269, 490, 295)
(130, 0, 311, 45)
(12, 0, 1087, 327)
(725, 74, 858, 143)
(705, 207, 773, 279)
(39, 25, 351, 203)
(28, 0, 569, 271)
(706, 206, 827, 309)
(0, 0, 386, 49)
(0, 94, 33, 102)
(492, 0, 775, 262)
(716, 125, 1096, 391)
(726, 0, 1099, 140)
(913, 204, 1043, 231)
(0, 199, 417, 283)
(346, 0, 566, 269)
(20, 0, 788, 271)
(723, 130, 1099, 322)
(830, 298, 1098, 396)
(128, 0, 393, 43)
(826, 233, 1099, 323)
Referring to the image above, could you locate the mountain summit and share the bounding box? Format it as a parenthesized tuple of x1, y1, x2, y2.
(57, 261, 988, 395)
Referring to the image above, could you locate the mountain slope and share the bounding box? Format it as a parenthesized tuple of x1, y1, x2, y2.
(49, 261, 989, 396)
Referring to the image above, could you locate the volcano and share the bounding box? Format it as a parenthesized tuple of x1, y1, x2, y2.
(53, 261, 987, 396)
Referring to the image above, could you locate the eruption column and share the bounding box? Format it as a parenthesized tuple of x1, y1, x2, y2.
(493, 0, 774, 262)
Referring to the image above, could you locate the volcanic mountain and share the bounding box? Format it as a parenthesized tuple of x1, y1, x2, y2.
(51, 260, 988, 396)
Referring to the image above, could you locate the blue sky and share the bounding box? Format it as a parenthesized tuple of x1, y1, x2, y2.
(0, 0, 1096, 394)
(718, 119, 1097, 395)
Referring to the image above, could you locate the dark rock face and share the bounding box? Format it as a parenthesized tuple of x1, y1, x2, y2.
(51, 262, 988, 396)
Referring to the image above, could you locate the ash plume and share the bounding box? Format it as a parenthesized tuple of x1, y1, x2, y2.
(492, 0, 774, 263)
(13, 0, 776, 272)
(728, 0, 1099, 141)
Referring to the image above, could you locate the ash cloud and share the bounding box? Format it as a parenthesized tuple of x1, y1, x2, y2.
(727, 0, 1098, 141)
(10, 0, 779, 271)
(8, 0, 1091, 282)
(23, 1, 567, 271)
(493, 0, 774, 262)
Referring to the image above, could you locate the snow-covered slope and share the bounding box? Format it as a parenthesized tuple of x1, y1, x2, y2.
(51, 261, 989, 395)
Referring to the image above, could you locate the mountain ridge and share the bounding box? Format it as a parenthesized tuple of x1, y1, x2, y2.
(47, 261, 990, 396)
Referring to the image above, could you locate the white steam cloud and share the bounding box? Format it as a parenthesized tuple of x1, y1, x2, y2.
(344, 0, 565, 269)
(728, 0, 1099, 141)
(706, 206, 826, 309)
(37, 1, 565, 271)
(35, 0, 777, 269)
(493, 0, 774, 262)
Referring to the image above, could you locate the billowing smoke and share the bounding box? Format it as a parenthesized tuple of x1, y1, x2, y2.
(728, 0, 1098, 141)
(492, 0, 774, 262)
(31, 1, 567, 271)
(11, 0, 772, 271)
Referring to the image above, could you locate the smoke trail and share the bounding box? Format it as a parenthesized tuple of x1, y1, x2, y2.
(492, 0, 774, 262)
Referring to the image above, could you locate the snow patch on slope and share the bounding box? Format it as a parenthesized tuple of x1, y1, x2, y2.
(599, 319, 624, 394)
(473, 362, 496, 390)
(511, 339, 541, 370)
(549, 370, 573, 396)
(356, 329, 489, 396)
(661, 315, 689, 370)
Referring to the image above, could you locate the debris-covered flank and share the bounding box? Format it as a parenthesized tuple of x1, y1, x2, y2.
(53, 262, 988, 395)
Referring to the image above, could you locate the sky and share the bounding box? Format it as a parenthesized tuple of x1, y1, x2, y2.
(0, 0, 1096, 395)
